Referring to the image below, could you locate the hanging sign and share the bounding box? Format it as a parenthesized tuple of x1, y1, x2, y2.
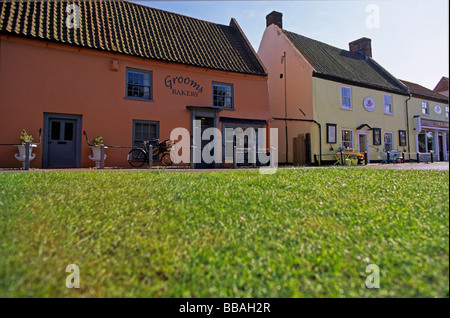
(434, 105, 442, 115)
(363, 97, 375, 112)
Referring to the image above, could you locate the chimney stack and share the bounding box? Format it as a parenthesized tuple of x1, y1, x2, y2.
(349, 37, 372, 58)
(266, 11, 283, 29)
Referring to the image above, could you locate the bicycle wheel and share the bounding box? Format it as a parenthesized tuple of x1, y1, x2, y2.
(160, 152, 173, 166)
(127, 148, 147, 167)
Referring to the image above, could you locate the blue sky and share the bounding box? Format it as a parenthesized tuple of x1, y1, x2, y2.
(135, 1, 449, 90)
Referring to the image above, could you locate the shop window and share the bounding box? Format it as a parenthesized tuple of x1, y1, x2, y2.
(384, 94, 393, 114)
(422, 101, 429, 115)
(341, 86, 352, 110)
(341, 129, 353, 149)
(213, 82, 233, 109)
(126, 68, 152, 100)
(384, 132, 394, 152)
(133, 120, 159, 151)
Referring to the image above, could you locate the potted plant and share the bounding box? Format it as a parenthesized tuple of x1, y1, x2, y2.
(14, 129, 37, 169)
(88, 136, 107, 168)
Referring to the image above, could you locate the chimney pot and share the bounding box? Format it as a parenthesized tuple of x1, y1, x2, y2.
(266, 11, 283, 29)
(349, 37, 372, 58)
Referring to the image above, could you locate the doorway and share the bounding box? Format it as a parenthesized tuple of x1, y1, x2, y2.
(43, 113, 82, 168)
(438, 134, 444, 161)
(196, 116, 215, 169)
(358, 133, 369, 163)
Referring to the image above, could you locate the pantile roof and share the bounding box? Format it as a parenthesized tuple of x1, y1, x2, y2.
(0, 0, 266, 76)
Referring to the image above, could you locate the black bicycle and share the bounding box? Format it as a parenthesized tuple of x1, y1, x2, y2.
(127, 139, 175, 167)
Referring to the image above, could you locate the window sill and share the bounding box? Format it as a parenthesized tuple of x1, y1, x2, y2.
(384, 112, 394, 116)
(124, 96, 154, 102)
(341, 106, 353, 111)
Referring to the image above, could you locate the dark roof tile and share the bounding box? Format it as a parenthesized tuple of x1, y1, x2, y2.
(282, 30, 408, 94)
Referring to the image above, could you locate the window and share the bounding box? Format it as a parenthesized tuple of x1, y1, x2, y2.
(126, 68, 152, 100)
(213, 82, 233, 109)
(341, 86, 352, 109)
(133, 120, 159, 152)
(384, 94, 393, 114)
(446, 106, 449, 119)
(384, 132, 394, 152)
(398, 130, 407, 147)
(372, 128, 381, 146)
(422, 101, 429, 115)
(341, 129, 353, 149)
(327, 123, 337, 143)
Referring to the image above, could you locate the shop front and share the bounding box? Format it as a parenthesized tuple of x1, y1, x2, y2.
(414, 116, 449, 161)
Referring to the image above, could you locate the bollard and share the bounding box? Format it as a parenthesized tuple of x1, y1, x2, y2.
(252, 146, 256, 168)
(417, 152, 420, 163)
(402, 152, 405, 163)
(148, 145, 153, 168)
(233, 146, 237, 169)
(100, 145, 105, 169)
(190, 145, 195, 169)
(430, 151, 434, 163)
(364, 151, 368, 165)
(270, 146, 275, 168)
(24, 142, 30, 170)
(340, 150, 344, 165)
(387, 152, 390, 164)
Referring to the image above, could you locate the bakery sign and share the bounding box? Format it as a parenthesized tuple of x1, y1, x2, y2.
(164, 75, 204, 97)
(363, 97, 375, 112)
(434, 105, 442, 115)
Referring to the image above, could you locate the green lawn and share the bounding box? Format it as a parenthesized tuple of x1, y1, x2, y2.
(0, 168, 448, 297)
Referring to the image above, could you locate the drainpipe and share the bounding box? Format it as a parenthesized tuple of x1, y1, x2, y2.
(282, 51, 288, 163)
(405, 93, 412, 159)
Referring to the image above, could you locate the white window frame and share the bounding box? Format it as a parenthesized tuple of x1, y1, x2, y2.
(422, 101, 430, 115)
(446, 106, 449, 119)
(384, 131, 394, 153)
(341, 86, 352, 110)
(341, 128, 354, 150)
(384, 94, 393, 114)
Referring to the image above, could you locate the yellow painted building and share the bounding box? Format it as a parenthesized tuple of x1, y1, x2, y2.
(258, 11, 446, 164)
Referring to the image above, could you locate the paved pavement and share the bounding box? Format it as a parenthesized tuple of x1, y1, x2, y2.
(358, 162, 449, 171)
(0, 162, 448, 173)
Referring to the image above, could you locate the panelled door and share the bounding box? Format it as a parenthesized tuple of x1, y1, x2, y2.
(43, 114, 82, 168)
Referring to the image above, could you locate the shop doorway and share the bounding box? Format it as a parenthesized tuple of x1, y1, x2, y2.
(438, 134, 444, 161)
(358, 133, 369, 163)
(196, 116, 215, 169)
(43, 113, 82, 168)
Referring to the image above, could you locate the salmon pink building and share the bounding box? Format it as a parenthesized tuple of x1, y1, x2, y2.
(0, 1, 271, 168)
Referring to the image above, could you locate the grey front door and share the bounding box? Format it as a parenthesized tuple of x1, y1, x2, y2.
(48, 119, 77, 167)
(43, 113, 82, 168)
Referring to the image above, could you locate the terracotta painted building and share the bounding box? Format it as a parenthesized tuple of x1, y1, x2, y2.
(258, 11, 417, 164)
(0, 1, 271, 168)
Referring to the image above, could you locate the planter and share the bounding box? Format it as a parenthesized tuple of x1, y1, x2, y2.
(344, 158, 352, 166)
(351, 159, 358, 166)
(89, 146, 107, 168)
(14, 144, 37, 169)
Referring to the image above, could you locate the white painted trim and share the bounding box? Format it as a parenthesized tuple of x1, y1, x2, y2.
(340, 85, 352, 110)
(341, 128, 354, 150)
